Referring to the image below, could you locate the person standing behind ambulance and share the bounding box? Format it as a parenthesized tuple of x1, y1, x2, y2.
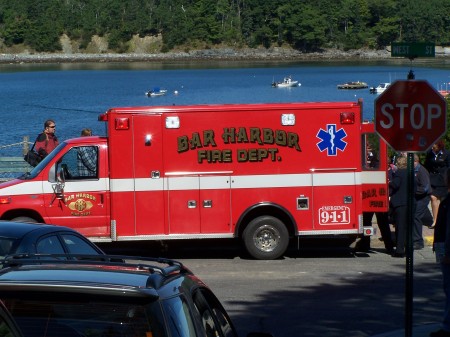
(425, 140, 450, 228)
(77, 128, 97, 177)
(431, 168, 450, 337)
(390, 156, 410, 258)
(413, 154, 431, 250)
(35, 119, 59, 159)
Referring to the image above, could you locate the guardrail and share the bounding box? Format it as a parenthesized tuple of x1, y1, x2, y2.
(0, 137, 33, 181)
(0, 157, 32, 182)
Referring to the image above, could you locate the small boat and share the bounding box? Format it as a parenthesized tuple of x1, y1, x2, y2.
(337, 81, 368, 90)
(369, 82, 391, 94)
(272, 76, 300, 88)
(439, 90, 450, 97)
(146, 87, 167, 97)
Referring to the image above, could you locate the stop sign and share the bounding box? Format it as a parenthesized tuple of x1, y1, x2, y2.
(375, 80, 447, 152)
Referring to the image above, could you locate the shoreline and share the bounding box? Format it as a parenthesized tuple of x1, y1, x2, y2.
(0, 47, 450, 64)
(0, 48, 412, 64)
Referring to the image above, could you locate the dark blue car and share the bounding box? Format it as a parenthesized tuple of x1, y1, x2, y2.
(0, 221, 104, 257)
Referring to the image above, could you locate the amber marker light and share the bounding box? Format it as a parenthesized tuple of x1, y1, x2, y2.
(0, 197, 11, 204)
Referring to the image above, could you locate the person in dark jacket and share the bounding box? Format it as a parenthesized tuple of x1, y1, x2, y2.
(425, 140, 450, 228)
(35, 119, 59, 159)
(430, 168, 450, 337)
(389, 156, 411, 257)
(413, 154, 432, 250)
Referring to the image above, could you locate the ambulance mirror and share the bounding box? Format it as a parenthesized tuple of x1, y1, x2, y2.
(52, 182, 65, 201)
(57, 165, 68, 185)
(53, 166, 66, 200)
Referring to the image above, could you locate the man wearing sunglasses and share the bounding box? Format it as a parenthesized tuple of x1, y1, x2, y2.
(35, 119, 59, 159)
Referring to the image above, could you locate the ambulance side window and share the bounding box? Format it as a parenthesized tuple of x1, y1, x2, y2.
(362, 133, 380, 170)
(56, 146, 98, 180)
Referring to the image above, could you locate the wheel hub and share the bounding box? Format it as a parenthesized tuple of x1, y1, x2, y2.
(254, 225, 280, 252)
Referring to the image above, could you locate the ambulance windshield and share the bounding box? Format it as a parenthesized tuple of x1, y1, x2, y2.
(19, 143, 67, 180)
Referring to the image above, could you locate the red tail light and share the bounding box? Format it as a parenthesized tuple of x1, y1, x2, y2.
(98, 113, 108, 122)
(115, 118, 129, 130)
(341, 112, 355, 124)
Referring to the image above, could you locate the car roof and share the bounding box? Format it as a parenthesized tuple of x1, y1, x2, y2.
(0, 221, 77, 239)
(0, 255, 195, 294)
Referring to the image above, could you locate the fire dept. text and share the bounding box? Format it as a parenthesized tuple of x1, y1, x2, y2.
(178, 127, 301, 163)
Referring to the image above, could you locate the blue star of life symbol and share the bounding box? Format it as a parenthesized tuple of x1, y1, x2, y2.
(316, 124, 347, 156)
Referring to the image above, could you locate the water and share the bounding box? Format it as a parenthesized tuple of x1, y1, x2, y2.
(1, 59, 449, 156)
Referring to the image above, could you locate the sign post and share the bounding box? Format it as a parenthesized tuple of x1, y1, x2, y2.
(375, 79, 447, 337)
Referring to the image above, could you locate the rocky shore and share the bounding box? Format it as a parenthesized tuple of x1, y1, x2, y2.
(0, 47, 397, 64)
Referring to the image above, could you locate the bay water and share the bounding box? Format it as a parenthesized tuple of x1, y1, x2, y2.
(1, 59, 449, 156)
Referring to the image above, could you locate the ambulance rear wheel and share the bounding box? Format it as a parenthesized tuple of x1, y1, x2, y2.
(243, 216, 289, 260)
(11, 216, 37, 223)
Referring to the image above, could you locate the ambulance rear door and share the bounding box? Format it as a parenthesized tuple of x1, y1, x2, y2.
(132, 114, 166, 236)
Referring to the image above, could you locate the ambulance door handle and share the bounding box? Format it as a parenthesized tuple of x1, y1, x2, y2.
(151, 171, 160, 179)
(188, 200, 197, 208)
(203, 200, 212, 208)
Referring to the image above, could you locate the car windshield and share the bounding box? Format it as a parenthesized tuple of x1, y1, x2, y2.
(3, 298, 167, 337)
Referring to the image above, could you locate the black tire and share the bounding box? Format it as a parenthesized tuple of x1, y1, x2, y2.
(243, 216, 289, 260)
(10, 216, 38, 223)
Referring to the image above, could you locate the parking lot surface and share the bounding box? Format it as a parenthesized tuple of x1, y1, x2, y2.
(100, 226, 442, 337)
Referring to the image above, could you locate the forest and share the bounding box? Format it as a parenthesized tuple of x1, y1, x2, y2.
(0, 0, 449, 54)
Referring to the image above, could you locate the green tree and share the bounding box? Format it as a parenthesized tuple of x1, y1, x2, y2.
(336, 0, 371, 49)
(372, 17, 400, 49)
(397, 0, 446, 42)
(0, 0, 448, 54)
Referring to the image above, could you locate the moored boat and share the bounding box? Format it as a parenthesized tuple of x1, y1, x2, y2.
(272, 76, 300, 88)
(337, 81, 368, 89)
(369, 82, 391, 94)
(146, 87, 167, 97)
(439, 90, 450, 97)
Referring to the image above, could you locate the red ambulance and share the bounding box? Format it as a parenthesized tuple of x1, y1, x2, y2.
(0, 101, 388, 259)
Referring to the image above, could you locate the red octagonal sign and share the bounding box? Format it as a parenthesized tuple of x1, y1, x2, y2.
(375, 80, 447, 152)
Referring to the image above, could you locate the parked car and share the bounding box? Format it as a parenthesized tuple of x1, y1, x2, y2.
(0, 255, 272, 337)
(0, 300, 22, 337)
(0, 221, 104, 257)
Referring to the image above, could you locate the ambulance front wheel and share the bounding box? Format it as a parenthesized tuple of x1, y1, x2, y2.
(243, 216, 289, 260)
(11, 216, 37, 223)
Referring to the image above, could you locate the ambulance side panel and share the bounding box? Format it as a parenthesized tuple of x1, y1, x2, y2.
(104, 102, 386, 245)
(159, 103, 362, 235)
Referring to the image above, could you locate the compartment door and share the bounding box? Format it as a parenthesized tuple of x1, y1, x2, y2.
(199, 176, 231, 233)
(168, 176, 200, 234)
(312, 171, 357, 231)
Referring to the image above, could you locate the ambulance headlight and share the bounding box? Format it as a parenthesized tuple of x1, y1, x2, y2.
(281, 114, 295, 126)
(166, 116, 180, 129)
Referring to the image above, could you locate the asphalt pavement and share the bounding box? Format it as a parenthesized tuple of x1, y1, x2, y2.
(370, 224, 439, 337)
(372, 323, 441, 337)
